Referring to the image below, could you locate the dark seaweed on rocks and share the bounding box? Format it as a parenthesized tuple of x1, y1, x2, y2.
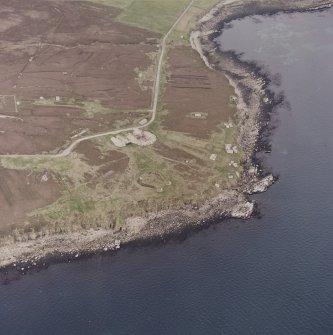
(1, 0, 332, 272)
(198, 0, 333, 178)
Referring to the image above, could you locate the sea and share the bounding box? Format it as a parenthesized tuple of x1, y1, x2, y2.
(0, 7, 333, 335)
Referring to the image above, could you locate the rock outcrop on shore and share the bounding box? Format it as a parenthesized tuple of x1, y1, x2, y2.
(2, 0, 332, 271)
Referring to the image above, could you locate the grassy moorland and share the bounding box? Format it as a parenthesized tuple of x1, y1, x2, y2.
(0, 0, 243, 239)
(91, 0, 222, 34)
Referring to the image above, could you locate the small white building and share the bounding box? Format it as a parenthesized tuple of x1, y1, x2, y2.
(209, 154, 217, 161)
(139, 119, 148, 125)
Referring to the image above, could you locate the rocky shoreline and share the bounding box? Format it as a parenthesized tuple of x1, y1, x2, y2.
(1, 0, 332, 273)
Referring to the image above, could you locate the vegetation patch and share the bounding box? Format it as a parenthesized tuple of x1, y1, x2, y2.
(0, 154, 96, 185)
(88, 0, 134, 9)
(118, 0, 191, 33)
(0, 0, 247, 242)
(33, 97, 148, 118)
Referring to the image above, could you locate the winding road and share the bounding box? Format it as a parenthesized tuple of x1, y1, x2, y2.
(2, 0, 194, 159)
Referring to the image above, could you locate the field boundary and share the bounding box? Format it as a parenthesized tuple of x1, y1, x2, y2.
(0, 95, 18, 114)
(0, 0, 195, 159)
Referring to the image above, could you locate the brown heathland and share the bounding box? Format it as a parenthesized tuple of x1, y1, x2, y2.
(0, 167, 62, 234)
(0, 1, 241, 245)
(0, 0, 159, 154)
(162, 46, 234, 139)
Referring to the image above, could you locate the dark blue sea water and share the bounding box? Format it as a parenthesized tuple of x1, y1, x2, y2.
(1, 8, 333, 335)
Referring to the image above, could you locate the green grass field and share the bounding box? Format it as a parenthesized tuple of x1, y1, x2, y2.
(118, 0, 191, 33)
(89, 0, 223, 35)
(88, 0, 221, 34)
(0, 0, 245, 238)
(88, 0, 134, 9)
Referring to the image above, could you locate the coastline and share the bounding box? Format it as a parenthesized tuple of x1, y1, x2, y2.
(1, 0, 332, 273)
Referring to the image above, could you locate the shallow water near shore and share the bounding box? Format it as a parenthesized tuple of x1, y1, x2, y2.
(1, 8, 333, 335)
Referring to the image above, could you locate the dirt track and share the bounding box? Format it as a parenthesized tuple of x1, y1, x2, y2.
(0, 0, 160, 154)
(0, 0, 196, 238)
(1, 0, 330, 269)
